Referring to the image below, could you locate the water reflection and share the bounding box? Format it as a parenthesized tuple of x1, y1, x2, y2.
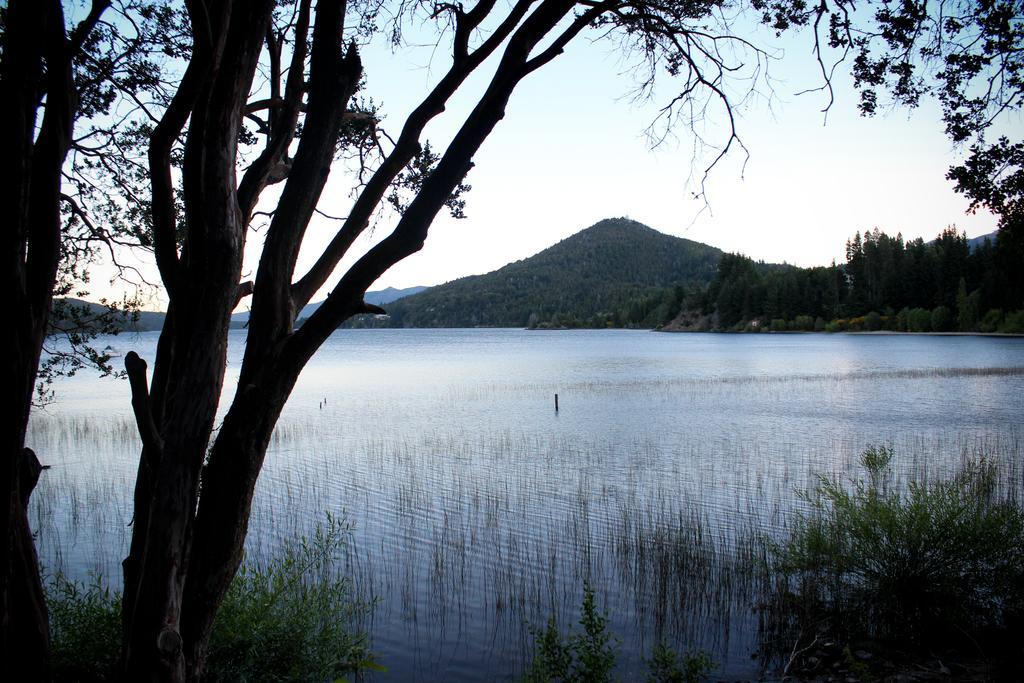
(29, 330, 1024, 680)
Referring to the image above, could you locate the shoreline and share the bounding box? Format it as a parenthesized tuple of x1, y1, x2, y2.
(656, 327, 1024, 337)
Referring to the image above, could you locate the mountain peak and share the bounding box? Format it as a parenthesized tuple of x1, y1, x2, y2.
(567, 217, 660, 240)
(376, 218, 723, 328)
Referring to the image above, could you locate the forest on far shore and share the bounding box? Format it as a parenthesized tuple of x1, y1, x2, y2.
(347, 223, 1024, 333)
(670, 227, 1024, 334)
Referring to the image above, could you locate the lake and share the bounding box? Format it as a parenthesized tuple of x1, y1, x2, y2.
(28, 329, 1024, 680)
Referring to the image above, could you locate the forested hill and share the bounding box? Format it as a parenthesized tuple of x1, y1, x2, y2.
(374, 218, 723, 328)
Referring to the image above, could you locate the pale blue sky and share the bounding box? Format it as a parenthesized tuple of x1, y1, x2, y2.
(286, 9, 1004, 297)
(85, 5, 1009, 306)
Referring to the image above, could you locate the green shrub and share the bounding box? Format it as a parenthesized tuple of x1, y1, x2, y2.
(1000, 309, 1024, 334)
(907, 307, 931, 332)
(204, 514, 374, 682)
(793, 315, 814, 331)
(47, 573, 121, 681)
(778, 448, 1024, 645)
(895, 307, 910, 332)
(931, 305, 953, 332)
(980, 308, 1004, 333)
(525, 585, 712, 682)
(864, 311, 882, 331)
(524, 583, 616, 683)
(46, 515, 374, 682)
(645, 642, 715, 683)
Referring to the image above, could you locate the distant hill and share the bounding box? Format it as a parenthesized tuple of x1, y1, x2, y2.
(364, 286, 429, 306)
(50, 298, 165, 333)
(231, 285, 428, 327)
(376, 218, 723, 328)
(925, 229, 998, 252)
(50, 285, 429, 333)
(967, 230, 998, 252)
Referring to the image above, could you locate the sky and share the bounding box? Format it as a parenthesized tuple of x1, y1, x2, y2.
(293, 8, 1004, 297)
(94, 4, 1011, 306)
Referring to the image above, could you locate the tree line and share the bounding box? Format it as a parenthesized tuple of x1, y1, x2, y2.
(355, 225, 1023, 333)
(693, 227, 1024, 333)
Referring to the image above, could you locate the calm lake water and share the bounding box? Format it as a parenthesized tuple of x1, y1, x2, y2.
(29, 330, 1024, 680)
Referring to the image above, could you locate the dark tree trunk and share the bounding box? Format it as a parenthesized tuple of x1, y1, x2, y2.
(1, 1, 96, 677)
(119, 3, 276, 680)
(121, 1, 593, 680)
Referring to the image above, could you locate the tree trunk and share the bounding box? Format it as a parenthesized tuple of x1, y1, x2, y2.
(2, 354, 51, 679)
(2, 1, 85, 676)
(180, 372, 298, 681)
(119, 3, 275, 680)
(121, 1, 590, 679)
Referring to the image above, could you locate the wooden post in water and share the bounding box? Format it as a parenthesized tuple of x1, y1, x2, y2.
(555, 393, 559, 412)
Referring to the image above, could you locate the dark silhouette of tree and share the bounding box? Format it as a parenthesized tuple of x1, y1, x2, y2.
(98, 1, 776, 679)
(1, 1, 171, 675)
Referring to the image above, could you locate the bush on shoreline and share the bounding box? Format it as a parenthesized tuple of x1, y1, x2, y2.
(771, 447, 1024, 671)
(46, 515, 374, 682)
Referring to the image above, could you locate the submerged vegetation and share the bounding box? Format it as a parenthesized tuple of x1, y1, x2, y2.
(40, 433, 1024, 679)
(30, 333, 1024, 678)
(46, 518, 374, 682)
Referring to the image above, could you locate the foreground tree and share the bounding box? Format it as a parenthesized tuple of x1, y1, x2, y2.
(0, 0, 151, 674)
(112, 1, 781, 678)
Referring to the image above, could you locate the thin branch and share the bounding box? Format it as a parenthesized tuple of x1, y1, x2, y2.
(237, 0, 313, 220)
(68, 0, 113, 58)
(290, 0, 539, 310)
(125, 351, 164, 456)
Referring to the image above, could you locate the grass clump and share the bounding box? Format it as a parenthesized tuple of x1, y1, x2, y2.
(776, 446, 1024, 654)
(46, 514, 375, 682)
(645, 642, 715, 683)
(47, 573, 122, 681)
(525, 583, 713, 682)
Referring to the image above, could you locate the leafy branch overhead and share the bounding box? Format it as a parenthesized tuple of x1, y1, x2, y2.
(387, 142, 471, 219)
(756, 0, 1023, 233)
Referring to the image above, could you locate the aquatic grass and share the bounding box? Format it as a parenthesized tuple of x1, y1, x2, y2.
(38, 423, 1024, 676)
(29, 357, 1024, 678)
